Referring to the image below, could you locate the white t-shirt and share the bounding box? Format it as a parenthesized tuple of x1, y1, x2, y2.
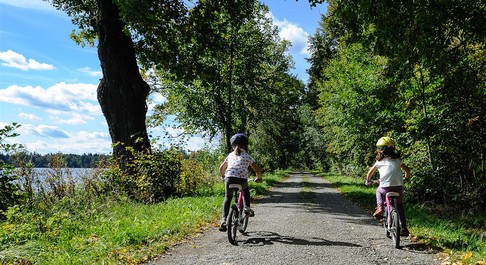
(375, 158, 403, 187)
(224, 151, 255, 179)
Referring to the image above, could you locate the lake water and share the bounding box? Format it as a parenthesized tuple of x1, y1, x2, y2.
(31, 168, 97, 178)
(15, 168, 101, 190)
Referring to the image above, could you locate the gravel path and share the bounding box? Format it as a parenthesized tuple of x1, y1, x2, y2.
(149, 172, 439, 265)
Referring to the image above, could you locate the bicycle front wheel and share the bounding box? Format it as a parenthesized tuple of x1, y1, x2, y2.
(391, 209, 400, 248)
(227, 206, 238, 245)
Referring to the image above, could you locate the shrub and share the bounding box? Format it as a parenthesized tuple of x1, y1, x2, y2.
(103, 147, 182, 203)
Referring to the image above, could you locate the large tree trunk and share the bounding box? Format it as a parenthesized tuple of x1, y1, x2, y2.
(96, 0, 151, 171)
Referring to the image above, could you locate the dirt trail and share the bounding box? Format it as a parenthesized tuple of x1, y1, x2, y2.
(149, 172, 439, 265)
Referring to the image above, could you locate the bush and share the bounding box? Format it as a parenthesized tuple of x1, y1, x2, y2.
(178, 151, 220, 196)
(103, 147, 182, 203)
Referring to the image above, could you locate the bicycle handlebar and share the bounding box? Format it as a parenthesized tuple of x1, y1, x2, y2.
(365, 176, 410, 186)
(365, 179, 380, 186)
(221, 177, 262, 183)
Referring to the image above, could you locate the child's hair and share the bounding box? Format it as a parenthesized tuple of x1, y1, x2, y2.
(233, 144, 248, 156)
(375, 146, 401, 161)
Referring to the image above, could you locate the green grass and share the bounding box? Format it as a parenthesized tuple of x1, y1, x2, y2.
(1, 196, 223, 264)
(316, 172, 486, 265)
(0, 170, 289, 264)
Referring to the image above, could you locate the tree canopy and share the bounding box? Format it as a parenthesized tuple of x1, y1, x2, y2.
(46, 0, 485, 210)
(308, 0, 486, 210)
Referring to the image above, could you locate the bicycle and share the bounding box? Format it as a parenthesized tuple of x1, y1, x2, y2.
(366, 179, 403, 249)
(226, 179, 255, 245)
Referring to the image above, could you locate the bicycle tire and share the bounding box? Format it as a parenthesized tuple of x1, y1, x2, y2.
(227, 206, 238, 245)
(239, 214, 249, 233)
(391, 208, 400, 248)
(384, 209, 391, 238)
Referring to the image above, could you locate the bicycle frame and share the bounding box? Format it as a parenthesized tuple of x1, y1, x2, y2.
(236, 187, 244, 211)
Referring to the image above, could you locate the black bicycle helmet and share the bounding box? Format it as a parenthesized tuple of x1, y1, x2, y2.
(230, 133, 249, 146)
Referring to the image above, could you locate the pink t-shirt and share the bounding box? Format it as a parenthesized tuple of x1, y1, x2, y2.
(224, 151, 255, 179)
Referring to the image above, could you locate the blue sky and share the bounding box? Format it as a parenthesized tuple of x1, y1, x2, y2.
(0, 0, 327, 155)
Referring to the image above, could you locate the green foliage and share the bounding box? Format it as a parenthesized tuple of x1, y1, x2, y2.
(0, 123, 22, 217)
(149, 1, 305, 156)
(100, 146, 224, 203)
(310, 0, 486, 211)
(315, 42, 393, 175)
(51, 0, 188, 68)
(104, 147, 182, 203)
(0, 167, 285, 264)
(178, 151, 220, 196)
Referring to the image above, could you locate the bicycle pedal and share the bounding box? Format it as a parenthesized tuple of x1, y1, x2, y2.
(245, 212, 255, 217)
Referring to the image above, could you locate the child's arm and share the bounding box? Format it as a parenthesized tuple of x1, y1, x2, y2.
(366, 165, 378, 185)
(401, 163, 410, 181)
(250, 162, 263, 182)
(219, 160, 227, 180)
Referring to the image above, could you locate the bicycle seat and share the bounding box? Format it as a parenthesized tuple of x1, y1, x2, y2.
(386, 192, 400, 197)
(228, 184, 243, 190)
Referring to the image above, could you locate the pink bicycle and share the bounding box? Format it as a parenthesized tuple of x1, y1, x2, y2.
(226, 179, 255, 245)
(367, 179, 403, 249)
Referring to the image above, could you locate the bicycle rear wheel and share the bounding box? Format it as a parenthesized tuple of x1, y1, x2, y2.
(239, 214, 249, 233)
(384, 210, 390, 238)
(391, 208, 400, 248)
(227, 205, 238, 245)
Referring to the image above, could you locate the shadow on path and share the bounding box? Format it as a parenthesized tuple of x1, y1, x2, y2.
(240, 231, 362, 247)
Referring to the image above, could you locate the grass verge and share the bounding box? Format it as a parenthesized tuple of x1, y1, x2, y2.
(316, 172, 486, 265)
(0, 170, 289, 264)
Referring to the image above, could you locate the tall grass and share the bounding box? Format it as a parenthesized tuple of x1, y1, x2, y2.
(1, 196, 222, 264)
(0, 170, 288, 264)
(317, 172, 486, 265)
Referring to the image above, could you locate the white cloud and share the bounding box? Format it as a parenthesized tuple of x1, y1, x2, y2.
(2, 122, 112, 154)
(0, 82, 100, 115)
(165, 126, 184, 138)
(0, 50, 55, 71)
(147, 93, 167, 114)
(267, 12, 310, 56)
(20, 130, 111, 154)
(185, 136, 209, 152)
(78, 67, 102, 77)
(18, 124, 69, 138)
(150, 93, 167, 105)
(52, 117, 87, 125)
(19, 112, 41, 121)
(46, 109, 97, 125)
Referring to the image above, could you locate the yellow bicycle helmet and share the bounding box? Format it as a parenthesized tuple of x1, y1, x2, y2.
(376, 136, 396, 147)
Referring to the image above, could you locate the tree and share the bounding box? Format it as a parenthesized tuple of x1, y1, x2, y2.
(49, 0, 187, 171)
(314, 41, 397, 174)
(0, 123, 22, 216)
(151, 0, 297, 152)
